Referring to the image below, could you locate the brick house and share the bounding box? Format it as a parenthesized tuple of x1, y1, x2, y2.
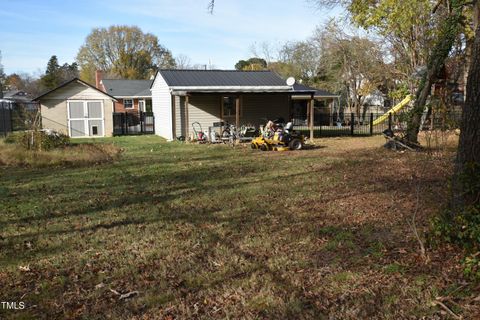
(95, 71, 153, 113)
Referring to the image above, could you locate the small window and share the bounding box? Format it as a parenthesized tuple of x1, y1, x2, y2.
(223, 97, 240, 117)
(124, 99, 134, 109)
(92, 126, 98, 135)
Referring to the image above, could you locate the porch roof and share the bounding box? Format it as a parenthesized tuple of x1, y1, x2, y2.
(291, 83, 339, 99)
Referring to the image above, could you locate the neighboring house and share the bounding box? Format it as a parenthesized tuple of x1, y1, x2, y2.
(33, 78, 117, 138)
(2, 89, 39, 112)
(95, 71, 152, 113)
(3, 90, 31, 103)
(150, 69, 337, 141)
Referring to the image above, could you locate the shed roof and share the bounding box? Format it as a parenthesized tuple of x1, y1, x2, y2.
(101, 79, 153, 98)
(32, 78, 117, 101)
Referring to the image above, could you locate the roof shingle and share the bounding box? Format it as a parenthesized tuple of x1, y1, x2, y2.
(102, 79, 153, 97)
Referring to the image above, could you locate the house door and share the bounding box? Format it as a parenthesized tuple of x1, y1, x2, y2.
(67, 101, 104, 138)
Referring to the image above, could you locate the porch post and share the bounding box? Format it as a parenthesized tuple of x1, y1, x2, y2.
(220, 96, 224, 123)
(185, 94, 190, 139)
(171, 95, 176, 140)
(329, 99, 333, 126)
(235, 96, 240, 129)
(310, 94, 315, 141)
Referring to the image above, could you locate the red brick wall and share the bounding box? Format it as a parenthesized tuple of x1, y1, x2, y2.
(114, 99, 139, 113)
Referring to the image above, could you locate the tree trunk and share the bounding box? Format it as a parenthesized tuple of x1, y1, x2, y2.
(452, 2, 480, 210)
(405, 2, 464, 143)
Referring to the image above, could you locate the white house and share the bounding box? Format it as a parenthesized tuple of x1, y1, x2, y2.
(150, 70, 338, 141)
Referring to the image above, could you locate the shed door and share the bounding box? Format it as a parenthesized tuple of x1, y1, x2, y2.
(67, 101, 104, 138)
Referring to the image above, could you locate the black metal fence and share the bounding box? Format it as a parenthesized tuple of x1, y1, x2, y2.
(113, 111, 155, 135)
(0, 101, 40, 137)
(0, 102, 12, 137)
(296, 111, 462, 138)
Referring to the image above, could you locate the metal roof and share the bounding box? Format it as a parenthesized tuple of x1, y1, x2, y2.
(158, 70, 289, 87)
(292, 83, 339, 98)
(102, 79, 153, 97)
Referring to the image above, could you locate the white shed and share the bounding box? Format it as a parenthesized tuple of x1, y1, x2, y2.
(34, 78, 117, 138)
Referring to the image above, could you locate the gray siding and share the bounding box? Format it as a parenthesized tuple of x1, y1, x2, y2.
(241, 94, 290, 126)
(174, 96, 187, 138)
(173, 93, 290, 136)
(187, 95, 221, 134)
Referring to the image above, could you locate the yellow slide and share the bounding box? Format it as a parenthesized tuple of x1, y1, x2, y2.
(372, 95, 413, 126)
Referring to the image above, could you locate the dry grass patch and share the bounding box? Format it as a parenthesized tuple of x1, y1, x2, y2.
(0, 140, 122, 167)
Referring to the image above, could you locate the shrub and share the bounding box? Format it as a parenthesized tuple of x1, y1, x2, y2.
(4, 130, 70, 151)
(431, 163, 480, 280)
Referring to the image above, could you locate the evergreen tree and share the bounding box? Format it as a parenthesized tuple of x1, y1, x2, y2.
(41, 55, 60, 89)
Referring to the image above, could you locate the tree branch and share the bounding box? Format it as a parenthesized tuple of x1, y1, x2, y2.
(208, 0, 215, 14)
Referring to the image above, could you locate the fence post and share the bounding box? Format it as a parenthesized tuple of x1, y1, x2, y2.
(10, 107, 13, 132)
(152, 114, 155, 134)
(140, 111, 144, 134)
(388, 112, 392, 131)
(1, 105, 6, 137)
(350, 112, 354, 136)
(125, 112, 129, 135)
(370, 112, 373, 135)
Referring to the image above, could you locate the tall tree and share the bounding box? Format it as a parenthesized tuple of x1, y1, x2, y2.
(314, 0, 466, 143)
(235, 58, 268, 70)
(315, 22, 387, 118)
(277, 41, 320, 82)
(76, 25, 176, 82)
(5, 73, 43, 97)
(404, 0, 465, 143)
(348, 0, 436, 90)
(175, 54, 193, 69)
(41, 55, 60, 89)
(452, 0, 480, 215)
(40, 56, 79, 90)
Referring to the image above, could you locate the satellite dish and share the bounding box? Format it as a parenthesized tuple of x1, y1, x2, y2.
(286, 77, 296, 86)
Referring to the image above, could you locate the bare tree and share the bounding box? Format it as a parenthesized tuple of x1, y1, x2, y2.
(208, 0, 215, 13)
(175, 54, 193, 69)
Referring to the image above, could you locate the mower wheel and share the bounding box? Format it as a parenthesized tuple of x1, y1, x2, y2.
(289, 139, 303, 150)
(251, 143, 258, 149)
(260, 144, 268, 151)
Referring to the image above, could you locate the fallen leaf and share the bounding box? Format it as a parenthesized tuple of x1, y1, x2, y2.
(19, 265, 31, 272)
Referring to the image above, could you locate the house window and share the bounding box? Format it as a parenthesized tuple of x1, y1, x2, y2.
(223, 96, 240, 117)
(124, 99, 134, 109)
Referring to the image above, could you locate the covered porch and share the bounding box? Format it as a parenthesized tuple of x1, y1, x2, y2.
(171, 85, 339, 139)
(170, 92, 288, 139)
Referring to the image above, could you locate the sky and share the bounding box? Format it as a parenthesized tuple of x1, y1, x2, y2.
(0, 0, 340, 75)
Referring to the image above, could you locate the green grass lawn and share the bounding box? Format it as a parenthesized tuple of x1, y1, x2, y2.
(0, 135, 475, 319)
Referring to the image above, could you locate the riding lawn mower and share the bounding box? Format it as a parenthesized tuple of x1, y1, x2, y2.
(251, 119, 305, 151)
